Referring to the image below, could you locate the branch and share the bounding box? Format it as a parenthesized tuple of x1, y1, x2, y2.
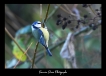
(35, 40, 64, 63)
(31, 4, 50, 68)
(42, 4, 50, 27)
(63, 4, 77, 17)
(57, 4, 70, 14)
(31, 42, 39, 68)
(47, 4, 61, 21)
(88, 5, 97, 16)
(13, 42, 33, 68)
(5, 27, 37, 68)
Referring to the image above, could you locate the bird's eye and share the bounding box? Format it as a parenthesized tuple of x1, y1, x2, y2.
(38, 23, 41, 24)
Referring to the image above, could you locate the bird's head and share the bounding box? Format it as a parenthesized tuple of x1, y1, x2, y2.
(31, 21, 41, 31)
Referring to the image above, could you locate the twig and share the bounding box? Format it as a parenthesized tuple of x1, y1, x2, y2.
(5, 27, 37, 68)
(31, 4, 51, 68)
(43, 4, 50, 68)
(42, 4, 50, 27)
(13, 42, 33, 68)
(31, 42, 39, 68)
(5, 5, 21, 29)
(46, 4, 62, 39)
(35, 40, 65, 63)
(88, 5, 97, 16)
(57, 4, 81, 19)
(40, 4, 47, 67)
(63, 4, 77, 17)
(31, 4, 42, 68)
(57, 4, 70, 14)
(47, 4, 61, 21)
(5, 27, 24, 54)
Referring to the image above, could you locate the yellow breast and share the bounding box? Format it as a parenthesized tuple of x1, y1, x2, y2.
(39, 27, 49, 46)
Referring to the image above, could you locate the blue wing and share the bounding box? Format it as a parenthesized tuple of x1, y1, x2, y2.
(32, 28, 46, 46)
(39, 35, 46, 47)
(35, 28, 46, 46)
(32, 27, 52, 56)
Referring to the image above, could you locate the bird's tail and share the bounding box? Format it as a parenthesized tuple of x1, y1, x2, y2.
(45, 47, 52, 56)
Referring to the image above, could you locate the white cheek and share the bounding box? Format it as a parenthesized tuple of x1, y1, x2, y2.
(36, 24, 41, 27)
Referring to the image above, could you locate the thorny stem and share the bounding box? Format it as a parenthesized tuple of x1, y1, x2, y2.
(31, 4, 50, 68)
(5, 27, 37, 68)
(13, 42, 33, 68)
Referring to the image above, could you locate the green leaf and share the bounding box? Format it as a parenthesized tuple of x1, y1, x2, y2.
(12, 38, 27, 62)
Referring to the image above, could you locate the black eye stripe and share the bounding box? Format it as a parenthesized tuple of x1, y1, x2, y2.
(32, 24, 38, 29)
(38, 23, 41, 24)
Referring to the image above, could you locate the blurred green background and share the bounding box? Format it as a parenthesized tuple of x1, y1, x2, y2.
(5, 4, 101, 68)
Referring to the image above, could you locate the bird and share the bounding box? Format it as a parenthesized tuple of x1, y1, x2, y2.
(31, 21, 52, 56)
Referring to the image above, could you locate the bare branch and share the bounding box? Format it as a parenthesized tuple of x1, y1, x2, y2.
(13, 42, 33, 68)
(31, 42, 39, 68)
(63, 4, 77, 17)
(5, 27, 37, 68)
(31, 4, 51, 68)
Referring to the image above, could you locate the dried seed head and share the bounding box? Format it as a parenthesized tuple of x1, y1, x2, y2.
(82, 4, 88, 8)
(63, 17, 67, 21)
(83, 15, 88, 18)
(92, 25, 98, 30)
(97, 13, 100, 16)
(76, 25, 79, 29)
(77, 20, 81, 25)
(56, 19, 62, 25)
(89, 23, 95, 27)
(95, 9, 99, 11)
(82, 21, 86, 24)
(67, 20, 71, 24)
(57, 14, 62, 18)
(62, 22, 67, 30)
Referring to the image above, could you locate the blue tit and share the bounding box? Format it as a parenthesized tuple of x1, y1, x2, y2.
(31, 21, 52, 56)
